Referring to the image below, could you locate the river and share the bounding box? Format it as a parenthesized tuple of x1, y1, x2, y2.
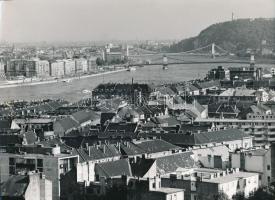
(0, 63, 273, 103)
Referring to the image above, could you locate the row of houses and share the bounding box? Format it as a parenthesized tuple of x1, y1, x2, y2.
(4, 57, 98, 78)
(1, 136, 274, 200)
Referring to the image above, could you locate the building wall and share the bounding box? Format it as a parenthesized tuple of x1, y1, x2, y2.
(77, 161, 94, 184)
(87, 58, 98, 72)
(35, 60, 50, 77)
(271, 143, 275, 184)
(231, 152, 271, 187)
(64, 60, 76, 75)
(0, 153, 78, 200)
(192, 146, 230, 169)
(143, 161, 157, 178)
(50, 61, 65, 77)
(75, 59, 88, 73)
(40, 177, 53, 200)
(24, 174, 41, 200)
(196, 119, 275, 146)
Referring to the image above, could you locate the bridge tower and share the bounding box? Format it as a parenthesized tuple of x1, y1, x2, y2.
(163, 55, 168, 70)
(211, 43, 216, 59)
(126, 45, 129, 57)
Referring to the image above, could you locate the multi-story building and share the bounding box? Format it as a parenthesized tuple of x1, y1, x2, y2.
(34, 59, 50, 77)
(215, 88, 258, 104)
(7, 59, 35, 77)
(6, 59, 50, 78)
(50, 60, 65, 78)
(0, 172, 52, 200)
(162, 168, 259, 200)
(195, 118, 275, 146)
(231, 146, 275, 187)
(0, 145, 79, 200)
(207, 66, 226, 80)
(75, 58, 88, 74)
(87, 57, 98, 72)
(63, 59, 76, 75)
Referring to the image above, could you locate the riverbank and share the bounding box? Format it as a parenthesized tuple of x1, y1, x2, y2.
(0, 68, 127, 89)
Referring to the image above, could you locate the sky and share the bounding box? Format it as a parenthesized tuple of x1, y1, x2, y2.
(1, 0, 275, 43)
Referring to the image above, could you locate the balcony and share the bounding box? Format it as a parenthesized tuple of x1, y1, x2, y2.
(241, 125, 252, 129)
(267, 137, 275, 142)
(252, 131, 265, 135)
(253, 136, 265, 141)
(254, 125, 265, 129)
(267, 131, 275, 136)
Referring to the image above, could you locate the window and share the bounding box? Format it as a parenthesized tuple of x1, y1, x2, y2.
(37, 159, 43, 167)
(267, 165, 271, 170)
(9, 158, 15, 165)
(268, 176, 271, 183)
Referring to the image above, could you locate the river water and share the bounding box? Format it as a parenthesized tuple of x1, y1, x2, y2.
(0, 63, 273, 103)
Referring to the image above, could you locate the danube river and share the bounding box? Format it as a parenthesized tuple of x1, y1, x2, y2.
(0, 63, 273, 103)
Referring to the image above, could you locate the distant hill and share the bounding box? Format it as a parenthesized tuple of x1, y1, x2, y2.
(167, 18, 275, 55)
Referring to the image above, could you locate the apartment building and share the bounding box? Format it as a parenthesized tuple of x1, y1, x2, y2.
(0, 145, 79, 200)
(195, 118, 275, 146)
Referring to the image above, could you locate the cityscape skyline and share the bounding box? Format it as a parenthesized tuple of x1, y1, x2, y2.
(1, 0, 275, 43)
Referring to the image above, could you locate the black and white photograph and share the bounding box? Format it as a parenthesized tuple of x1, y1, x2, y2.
(0, 0, 275, 199)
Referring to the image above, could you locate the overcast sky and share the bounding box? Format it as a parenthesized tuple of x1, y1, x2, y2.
(1, 0, 275, 42)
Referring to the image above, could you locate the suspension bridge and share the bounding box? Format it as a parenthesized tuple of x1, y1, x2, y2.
(127, 43, 250, 67)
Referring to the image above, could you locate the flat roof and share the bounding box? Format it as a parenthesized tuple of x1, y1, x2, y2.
(203, 171, 258, 184)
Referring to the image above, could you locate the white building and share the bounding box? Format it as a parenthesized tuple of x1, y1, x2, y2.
(231, 147, 273, 186)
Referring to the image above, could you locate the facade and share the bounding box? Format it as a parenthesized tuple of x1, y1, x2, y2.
(195, 118, 275, 146)
(231, 147, 273, 187)
(75, 58, 88, 73)
(6, 59, 50, 78)
(207, 66, 226, 80)
(162, 168, 259, 200)
(0, 172, 52, 200)
(216, 88, 258, 104)
(0, 145, 79, 200)
(35, 59, 50, 77)
(192, 145, 230, 169)
(87, 57, 98, 72)
(63, 59, 76, 75)
(50, 60, 65, 77)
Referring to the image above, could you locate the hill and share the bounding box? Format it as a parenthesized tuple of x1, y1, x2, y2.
(167, 18, 275, 55)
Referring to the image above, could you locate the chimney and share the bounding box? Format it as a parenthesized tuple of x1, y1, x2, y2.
(85, 143, 89, 150)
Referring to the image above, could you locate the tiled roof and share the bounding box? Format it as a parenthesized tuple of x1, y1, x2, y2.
(195, 81, 220, 89)
(72, 109, 100, 124)
(0, 135, 23, 146)
(88, 144, 121, 160)
(131, 158, 155, 177)
(133, 139, 180, 154)
(156, 152, 196, 175)
(55, 117, 79, 132)
(193, 129, 249, 145)
(0, 175, 29, 197)
(142, 128, 248, 146)
(152, 115, 180, 127)
(119, 142, 146, 156)
(96, 159, 132, 177)
(104, 122, 138, 134)
(0, 119, 12, 129)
